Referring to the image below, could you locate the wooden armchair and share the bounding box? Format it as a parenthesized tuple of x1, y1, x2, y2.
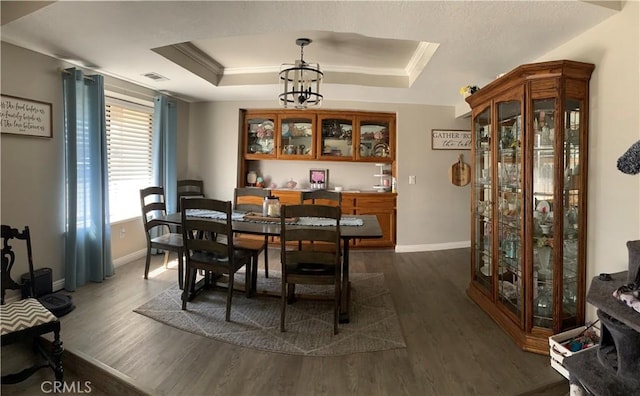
(1, 225, 63, 384)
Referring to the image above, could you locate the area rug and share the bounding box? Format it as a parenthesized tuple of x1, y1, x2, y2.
(134, 272, 406, 356)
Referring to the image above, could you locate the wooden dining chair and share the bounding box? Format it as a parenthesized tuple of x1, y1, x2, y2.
(140, 186, 185, 289)
(176, 179, 204, 211)
(233, 187, 271, 279)
(181, 198, 253, 321)
(280, 204, 342, 334)
(1, 225, 63, 384)
(300, 190, 342, 252)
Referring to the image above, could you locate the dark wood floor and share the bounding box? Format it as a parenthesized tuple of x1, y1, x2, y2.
(2, 248, 568, 395)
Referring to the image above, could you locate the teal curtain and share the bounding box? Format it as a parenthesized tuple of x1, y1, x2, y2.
(152, 95, 178, 213)
(62, 68, 113, 291)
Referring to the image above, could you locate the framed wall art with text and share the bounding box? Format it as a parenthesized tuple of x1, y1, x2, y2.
(1, 94, 52, 138)
(431, 129, 471, 150)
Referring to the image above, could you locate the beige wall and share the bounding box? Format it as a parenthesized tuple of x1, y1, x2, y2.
(0, 43, 189, 287)
(188, 101, 472, 250)
(533, 0, 640, 322)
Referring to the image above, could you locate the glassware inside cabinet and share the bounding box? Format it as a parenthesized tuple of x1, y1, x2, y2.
(561, 99, 582, 326)
(319, 117, 353, 158)
(496, 100, 523, 317)
(280, 116, 314, 158)
(358, 119, 390, 159)
(532, 98, 556, 328)
(246, 116, 276, 156)
(473, 107, 492, 293)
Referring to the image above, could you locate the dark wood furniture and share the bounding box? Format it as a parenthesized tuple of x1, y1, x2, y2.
(1, 225, 63, 384)
(176, 179, 204, 212)
(159, 212, 382, 322)
(140, 186, 185, 289)
(279, 205, 342, 334)
(180, 198, 253, 321)
(233, 187, 271, 278)
(466, 60, 595, 354)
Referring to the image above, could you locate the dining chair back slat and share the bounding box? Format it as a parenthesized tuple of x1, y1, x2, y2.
(234, 187, 271, 213)
(177, 179, 204, 211)
(300, 190, 342, 206)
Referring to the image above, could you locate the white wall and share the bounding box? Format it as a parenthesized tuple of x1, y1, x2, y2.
(534, 1, 640, 322)
(188, 100, 471, 250)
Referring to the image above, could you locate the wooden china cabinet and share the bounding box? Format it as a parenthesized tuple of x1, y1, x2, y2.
(466, 60, 594, 354)
(240, 109, 395, 164)
(238, 109, 397, 249)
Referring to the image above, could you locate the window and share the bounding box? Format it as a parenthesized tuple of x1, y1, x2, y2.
(105, 95, 153, 223)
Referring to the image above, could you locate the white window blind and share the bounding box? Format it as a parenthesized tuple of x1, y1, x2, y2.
(105, 95, 153, 223)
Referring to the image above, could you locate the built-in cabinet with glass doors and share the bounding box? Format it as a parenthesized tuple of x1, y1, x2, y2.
(466, 60, 594, 354)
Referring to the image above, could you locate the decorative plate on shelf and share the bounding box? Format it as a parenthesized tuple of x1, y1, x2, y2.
(373, 143, 390, 157)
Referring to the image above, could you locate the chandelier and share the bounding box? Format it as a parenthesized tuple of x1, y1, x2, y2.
(279, 38, 323, 109)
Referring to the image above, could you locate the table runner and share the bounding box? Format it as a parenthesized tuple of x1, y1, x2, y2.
(185, 209, 363, 226)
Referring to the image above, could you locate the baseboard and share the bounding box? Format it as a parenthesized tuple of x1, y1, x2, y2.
(50, 249, 146, 292)
(113, 249, 147, 268)
(395, 241, 470, 253)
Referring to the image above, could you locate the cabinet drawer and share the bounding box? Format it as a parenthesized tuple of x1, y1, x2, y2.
(272, 190, 301, 205)
(354, 195, 396, 209)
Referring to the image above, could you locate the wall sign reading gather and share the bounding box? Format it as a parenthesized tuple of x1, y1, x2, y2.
(431, 129, 471, 150)
(1, 94, 52, 138)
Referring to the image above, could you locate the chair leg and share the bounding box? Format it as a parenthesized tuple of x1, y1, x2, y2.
(144, 249, 151, 279)
(264, 236, 269, 278)
(182, 267, 195, 310)
(226, 270, 234, 322)
(334, 282, 340, 335)
(281, 279, 287, 332)
(251, 254, 258, 294)
(177, 251, 184, 290)
(163, 250, 170, 268)
(52, 326, 64, 381)
(245, 260, 253, 298)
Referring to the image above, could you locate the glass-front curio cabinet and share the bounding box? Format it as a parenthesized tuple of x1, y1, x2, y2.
(466, 60, 595, 354)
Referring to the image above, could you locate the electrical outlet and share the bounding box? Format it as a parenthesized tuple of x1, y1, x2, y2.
(119, 228, 126, 239)
(409, 175, 416, 184)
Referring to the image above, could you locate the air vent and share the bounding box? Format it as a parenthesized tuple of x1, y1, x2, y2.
(142, 72, 169, 82)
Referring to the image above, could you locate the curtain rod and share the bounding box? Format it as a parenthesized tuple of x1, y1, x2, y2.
(59, 67, 96, 81)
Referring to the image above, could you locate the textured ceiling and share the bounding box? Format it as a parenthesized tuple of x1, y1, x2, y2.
(1, 1, 621, 106)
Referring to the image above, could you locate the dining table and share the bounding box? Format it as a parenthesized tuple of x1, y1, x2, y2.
(159, 211, 383, 323)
